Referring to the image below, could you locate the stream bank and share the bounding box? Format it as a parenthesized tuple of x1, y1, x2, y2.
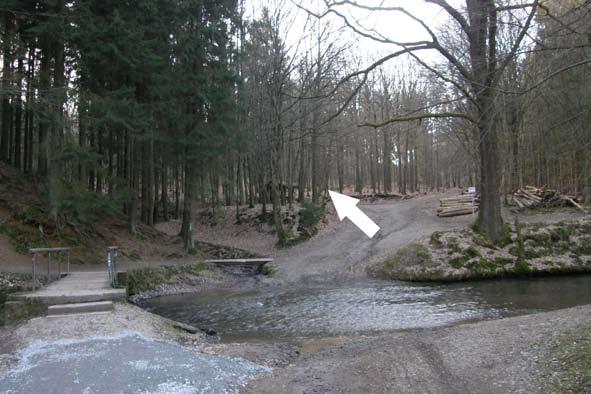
(370, 216, 591, 282)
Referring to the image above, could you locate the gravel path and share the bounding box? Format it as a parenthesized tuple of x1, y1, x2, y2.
(245, 304, 591, 393)
(270, 193, 472, 284)
(271, 192, 584, 284)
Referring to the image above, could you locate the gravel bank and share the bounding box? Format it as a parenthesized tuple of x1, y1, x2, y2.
(245, 304, 591, 393)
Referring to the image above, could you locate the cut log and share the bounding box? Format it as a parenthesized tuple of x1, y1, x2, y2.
(440, 196, 478, 206)
(512, 186, 587, 212)
(437, 203, 479, 213)
(437, 206, 479, 217)
(561, 196, 586, 212)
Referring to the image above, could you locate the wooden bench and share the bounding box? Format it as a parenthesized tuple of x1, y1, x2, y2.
(204, 258, 273, 274)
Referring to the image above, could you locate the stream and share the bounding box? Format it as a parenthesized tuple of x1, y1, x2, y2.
(142, 275, 591, 342)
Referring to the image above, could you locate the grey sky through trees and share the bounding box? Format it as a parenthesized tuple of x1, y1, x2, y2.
(246, 0, 458, 65)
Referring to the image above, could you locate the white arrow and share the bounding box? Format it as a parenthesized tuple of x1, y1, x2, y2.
(328, 190, 380, 238)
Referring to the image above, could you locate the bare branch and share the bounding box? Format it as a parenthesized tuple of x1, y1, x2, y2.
(494, 0, 538, 81)
(424, 0, 471, 37)
(496, 2, 536, 12)
(360, 112, 477, 128)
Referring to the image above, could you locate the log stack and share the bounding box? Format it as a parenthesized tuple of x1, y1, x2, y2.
(437, 194, 479, 217)
(513, 186, 586, 212)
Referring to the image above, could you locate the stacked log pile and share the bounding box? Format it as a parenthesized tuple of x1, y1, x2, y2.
(437, 194, 479, 217)
(513, 186, 585, 212)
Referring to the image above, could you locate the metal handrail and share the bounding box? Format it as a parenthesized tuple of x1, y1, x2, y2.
(107, 246, 119, 288)
(30, 247, 71, 291)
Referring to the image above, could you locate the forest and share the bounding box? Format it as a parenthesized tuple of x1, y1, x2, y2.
(0, 0, 589, 247)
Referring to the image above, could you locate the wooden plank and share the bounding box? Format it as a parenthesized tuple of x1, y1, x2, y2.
(204, 258, 272, 266)
(437, 203, 479, 213)
(29, 247, 71, 253)
(437, 207, 479, 217)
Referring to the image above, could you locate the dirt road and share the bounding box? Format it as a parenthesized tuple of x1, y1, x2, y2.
(245, 304, 591, 393)
(271, 193, 473, 284)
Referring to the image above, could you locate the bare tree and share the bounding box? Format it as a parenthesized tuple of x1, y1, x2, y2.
(302, 0, 543, 242)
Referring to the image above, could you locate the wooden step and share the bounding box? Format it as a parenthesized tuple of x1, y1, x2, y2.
(10, 289, 126, 305)
(47, 301, 114, 316)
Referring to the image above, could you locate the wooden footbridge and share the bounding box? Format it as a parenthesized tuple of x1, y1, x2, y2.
(9, 247, 125, 316)
(9, 248, 272, 317)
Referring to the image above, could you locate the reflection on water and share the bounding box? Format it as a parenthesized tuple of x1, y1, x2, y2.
(142, 275, 591, 342)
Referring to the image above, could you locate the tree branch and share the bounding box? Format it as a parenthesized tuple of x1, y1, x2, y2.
(360, 112, 476, 128)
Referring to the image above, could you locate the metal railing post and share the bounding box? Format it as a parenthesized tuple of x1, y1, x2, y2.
(29, 247, 72, 289)
(107, 246, 118, 287)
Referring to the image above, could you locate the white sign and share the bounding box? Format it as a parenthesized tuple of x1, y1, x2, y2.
(468, 186, 476, 194)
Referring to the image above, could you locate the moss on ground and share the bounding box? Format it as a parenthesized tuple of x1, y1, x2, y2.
(259, 264, 276, 276)
(374, 243, 438, 281)
(0, 215, 92, 262)
(430, 231, 443, 247)
(449, 255, 469, 269)
(373, 217, 591, 282)
(1, 300, 46, 326)
(547, 327, 591, 393)
(1, 273, 41, 326)
(126, 261, 215, 296)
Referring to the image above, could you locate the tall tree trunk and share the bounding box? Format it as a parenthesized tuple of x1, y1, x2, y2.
(383, 128, 391, 193)
(128, 137, 137, 234)
(336, 136, 344, 193)
(355, 134, 362, 193)
(297, 132, 307, 201)
(181, 162, 195, 250)
(13, 57, 23, 169)
(1, 13, 14, 162)
(23, 46, 35, 173)
(477, 97, 504, 241)
(49, 1, 66, 223)
(311, 128, 319, 203)
(162, 157, 169, 221)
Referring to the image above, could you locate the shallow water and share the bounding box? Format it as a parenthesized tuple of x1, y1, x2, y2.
(142, 275, 591, 342)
